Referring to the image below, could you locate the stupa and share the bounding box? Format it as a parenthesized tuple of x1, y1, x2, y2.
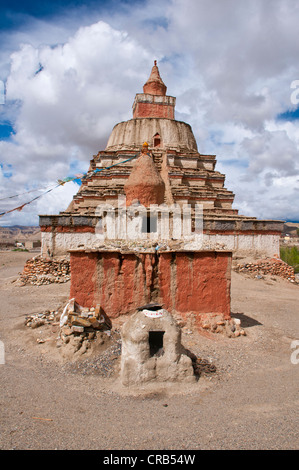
(39, 61, 283, 260)
(38, 61, 284, 322)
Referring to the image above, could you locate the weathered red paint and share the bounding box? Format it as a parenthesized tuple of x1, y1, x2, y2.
(133, 102, 174, 119)
(69, 252, 97, 308)
(158, 251, 231, 323)
(40, 225, 95, 233)
(69, 250, 232, 323)
(98, 252, 157, 316)
(178, 252, 231, 317)
(157, 252, 174, 310)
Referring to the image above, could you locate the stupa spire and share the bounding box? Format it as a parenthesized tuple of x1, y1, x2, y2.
(132, 61, 175, 119)
(143, 60, 167, 96)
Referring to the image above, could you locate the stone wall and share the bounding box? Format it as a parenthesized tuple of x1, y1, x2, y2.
(40, 218, 282, 259)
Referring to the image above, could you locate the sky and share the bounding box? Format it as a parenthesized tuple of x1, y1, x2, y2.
(0, 0, 299, 226)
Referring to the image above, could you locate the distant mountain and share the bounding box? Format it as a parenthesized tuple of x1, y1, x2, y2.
(0, 226, 40, 243)
(283, 222, 299, 237)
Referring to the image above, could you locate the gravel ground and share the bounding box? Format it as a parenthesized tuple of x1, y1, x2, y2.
(0, 250, 299, 451)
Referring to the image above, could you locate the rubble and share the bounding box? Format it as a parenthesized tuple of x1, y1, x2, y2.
(190, 357, 216, 376)
(59, 298, 112, 332)
(200, 316, 246, 338)
(65, 338, 122, 377)
(177, 311, 246, 338)
(25, 309, 59, 328)
(56, 299, 112, 354)
(233, 257, 296, 282)
(25, 299, 113, 358)
(19, 255, 70, 285)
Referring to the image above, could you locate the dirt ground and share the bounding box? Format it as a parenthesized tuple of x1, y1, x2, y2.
(0, 250, 298, 451)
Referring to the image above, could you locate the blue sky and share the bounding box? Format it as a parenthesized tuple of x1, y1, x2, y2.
(0, 0, 299, 225)
(278, 108, 299, 122)
(0, 122, 15, 140)
(0, 0, 131, 28)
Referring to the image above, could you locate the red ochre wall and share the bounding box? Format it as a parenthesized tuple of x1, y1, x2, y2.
(158, 252, 231, 322)
(133, 102, 174, 119)
(69, 252, 98, 307)
(69, 251, 232, 322)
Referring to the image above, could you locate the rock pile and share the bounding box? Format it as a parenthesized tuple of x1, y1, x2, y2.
(20, 256, 70, 285)
(60, 298, 111, 335)
(24, 309, 60, 329)
(176, 312, 246, 338)
(201, 315, 246, 338)
(58, 300, 113, 357)
(24, 299, 113, 355)
(234, 258, 296, 282)
(191, 357, 217, 376)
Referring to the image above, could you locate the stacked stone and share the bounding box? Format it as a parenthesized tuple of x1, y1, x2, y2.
(24, 301, 112, 353)
(57, 301, 112, 356)
(24, 310, 58, 329)
(201, 317, 246, 337)
(20, 256, 70, 285)
(234, 258, 295, 281)
(60, 300, 112, 337)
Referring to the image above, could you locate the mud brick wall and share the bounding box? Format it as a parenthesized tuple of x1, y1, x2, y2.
(158, 251, 231, 319)
(69, 250, 232, 322)
(133, 101, 174, 119)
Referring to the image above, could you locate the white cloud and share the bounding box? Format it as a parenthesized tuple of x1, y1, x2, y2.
(240, 129, 299, 179)
(1, 0, 299, 225)
(0, 20, 151, 224)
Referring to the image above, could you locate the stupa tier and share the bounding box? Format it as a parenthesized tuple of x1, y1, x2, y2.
(39, 61, 283, 258)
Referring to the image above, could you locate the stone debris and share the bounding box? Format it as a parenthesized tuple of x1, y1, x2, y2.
(24, 309, 60, 328)
(191, 357, 217, 376)
(200, 316, 246, 338)
(58, 299, 112, 355)
(24, 300, 114, 362)
(65, 336, 122, 377)
(194, 358, 217, 375)
(60, 298, 112, 333)
(234, 258, 296, 282)
(19, 255, 70, 285)
(177, 312, 246, 338)
(23, 303, 223, 380)
(25, 298, 112, 338)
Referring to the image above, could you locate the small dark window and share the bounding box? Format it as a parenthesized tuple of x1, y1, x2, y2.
(153, 133, 161, 147)
(149, 331, 165, 357)
(142, 214, 157, 233)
